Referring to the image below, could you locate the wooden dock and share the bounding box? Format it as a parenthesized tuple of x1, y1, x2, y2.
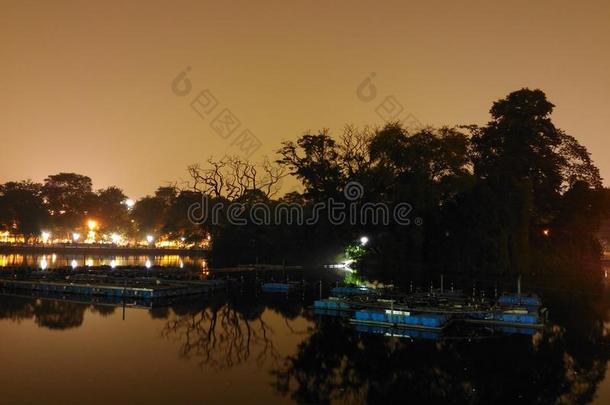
(0, 278, 224, 300)
(313, 290, 546, 335)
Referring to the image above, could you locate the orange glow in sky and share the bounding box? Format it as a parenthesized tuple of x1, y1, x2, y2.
(2, 0, 609, 197)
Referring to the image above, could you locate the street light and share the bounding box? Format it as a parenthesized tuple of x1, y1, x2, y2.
(85, 220, 98, 243)
(146, 235, 154, 244)
(72, 232, 80, 242)
(360, 236, 369, 246)
(41, 231, 51, 244)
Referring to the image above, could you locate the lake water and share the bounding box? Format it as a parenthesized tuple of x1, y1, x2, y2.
(2, 265, 610, 404)
(0, 293, 314, 404)
(0, 253, 207, 269)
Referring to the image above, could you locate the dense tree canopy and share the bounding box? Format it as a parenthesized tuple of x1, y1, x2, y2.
(0, 181, 48, 240)
(0, 88, 608, 279)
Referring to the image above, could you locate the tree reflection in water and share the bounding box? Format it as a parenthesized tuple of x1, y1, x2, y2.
(272, 287, 610, 405)
(162, 304, 280, 369)
(33, 300, 88, 329)
(2, 282, 610, 403)
(0, 295, 102, 330)
(89, 304, 117, 317)
(161, 294, 310, 370)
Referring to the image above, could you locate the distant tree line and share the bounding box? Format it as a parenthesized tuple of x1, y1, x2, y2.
(199, 88, 610, 281)
(0, 173, 206, 244)
(1, 88, 608, 280)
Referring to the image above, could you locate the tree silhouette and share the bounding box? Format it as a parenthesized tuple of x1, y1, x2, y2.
(0, 181, 48, 240)
(161, 301, 282, 370)
(42, 172, 95, 231)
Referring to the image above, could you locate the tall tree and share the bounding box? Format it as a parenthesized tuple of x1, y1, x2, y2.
(42, 173, 95, 232)
(471, 88, 602, 218)
(91, 187, 130, 233)
(131, 193, 169, 237)
(0, 181, 48, 240)
(278, 132, 345, 200)
(467, 88, 602, 274)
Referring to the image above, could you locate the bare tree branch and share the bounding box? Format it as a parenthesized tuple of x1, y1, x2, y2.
(186, 156, 286, 200)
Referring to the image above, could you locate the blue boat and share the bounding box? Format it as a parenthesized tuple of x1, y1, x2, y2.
(313, 299, 351, 310)
(498, 294, 541, 307)
(261, 282, 299, 292)
(495, 312, 538, 324)
(313, 308, 351, 317)
(353, 309, 449, 330)
(330, 286, 373, 296)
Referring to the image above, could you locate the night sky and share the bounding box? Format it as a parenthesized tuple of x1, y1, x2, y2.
(2, 0, 609, 198)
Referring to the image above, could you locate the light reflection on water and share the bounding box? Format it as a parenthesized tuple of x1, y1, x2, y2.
(2, 269, 610, 403)
(1, 290, 610, 404)
(0, 253, 206, 269)
(0, 295, 313, 404)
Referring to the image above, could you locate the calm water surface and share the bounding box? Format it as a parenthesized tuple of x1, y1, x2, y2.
(0, 253, 206, 269)
(2, 268, 610, 404)
(0, 294, 311, 404)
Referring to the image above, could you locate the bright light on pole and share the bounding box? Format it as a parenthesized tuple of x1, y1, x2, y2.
(72, 232, 80, 242)
(360, 236, 369, 246)
(85, 220, 98, 243)
(146, 235, 154, 244)
(41, 231, 51, 244)
(124, 199, 135, 209)
(110, 233, 121, 244)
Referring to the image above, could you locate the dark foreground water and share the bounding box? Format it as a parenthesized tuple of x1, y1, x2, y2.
(2, 277, 610, 404)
